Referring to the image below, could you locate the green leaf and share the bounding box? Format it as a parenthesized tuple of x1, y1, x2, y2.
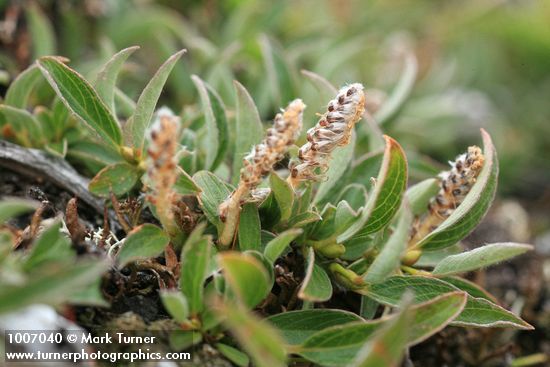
(0, 105, 43, 147)
(336, 184, 368, 212)
(259, 34, 295, 108)
(173, 167, 201, 195)
(315, 131, 356, 204)
(432, 243, 533, 276)
(0, 198, 38, 223)
(297, 293, 466, 367)
(117, 224, 169, 266)
(216, 343, 250, 367)
(363, 204, 413, 283)
(124, 50, 186, 151)
(264, 228, 302, 264)
(401, 291, 467, 344)
(218, 251, 271, 308)
(350, 302, 413, 367)
(67, 142, 122, 169)
(37, 57, 122, 149)
(365, 276, 533, 329)
(0, 260, 109, 315)
(26, 3, 56, 59)
(95, 46, 140, 113)
(417, 129, 498, 251)
(192, 75, 229, 170)
(440, 276, 497, 302)
(193, 170, 232, 230)
(270, 172, 295, 222)
(297, 321, 380, 366)
(342, 233, 376, 261)
(288, 211, 322, 228)
(114, 88, 137, 117)
(23, 221, 72, 271)
(415, 244, 462, 267)
(301, 69, 337, 101)
(238, 203, 261, 251)
(69, 278, 108, 307)
(374, 53, 417, 126)
(334, 201, 360, 234)
(88, 162, 141, 197)
(348, 150, 384, 187)
(170, 330, 202, 351)
(160, 290, 189, 323)
(406, 178, 439, 216)
(211, 298, 287, 367)
(298, 247, 332, 302)
(232, 80, 264, 185)
(338, 136, 408, 242)
(180, 228, 211, 315)
(4, 63, 43, 108)
(267, 309, 363, 346)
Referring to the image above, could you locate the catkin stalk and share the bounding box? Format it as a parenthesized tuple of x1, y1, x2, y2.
(218, 99, 305, 247)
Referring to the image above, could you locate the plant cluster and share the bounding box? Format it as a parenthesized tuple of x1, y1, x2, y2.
(0, 44, 535, 367)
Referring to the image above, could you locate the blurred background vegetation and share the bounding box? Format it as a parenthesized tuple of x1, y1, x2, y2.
(1, 0, 549, 218)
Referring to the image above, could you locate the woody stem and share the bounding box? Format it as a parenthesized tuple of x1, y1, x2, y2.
(218, 184, 249, 248)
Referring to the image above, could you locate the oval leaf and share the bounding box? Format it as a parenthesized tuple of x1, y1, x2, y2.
(432, 243, 533, 276)
(160, 290, 189, 323)
(124, 49, 186, 151)
(0, 260, 109, 314)
(193, 170, 232, 230)
(338, 136, 408, 242)
(440, 276, 497, 302)
(270, 172, 295, 222)
(218, 252, 271, 308)
(259, 34, 296, 107)
(298, 247, 332, 302)
(298, 292, 467, 367)
(95, 46, 140, 113)
(365, 276, 533, 329)
(363, 204, 413, 283)
(4, 63, 43, 108)
(37, 57, 122, 149)
(180, 228, 211, 315)
(267, 309, 363, 346)
(301, 69, 337, 100)
(232, 80, 264, 185)
(211, 298, 287, 367)
(26, 3, 56, 59)
(417, 129, 498, 251)
(173, 167, 201, 195)
(88, 162, 140, 197)
(264, 228, 302, 265)
(192, 75, 229, 170)
(350, 302, 413, 367)
(216, 343, 250, 367)
(0, 105, 43, 147)
(238, 203, 262, 251)
(374, 53, 418, 126)
(117, 224, 169, 266)
(0, 198, 39, 223)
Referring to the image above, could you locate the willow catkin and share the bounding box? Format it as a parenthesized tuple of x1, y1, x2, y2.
(409, 146, 485, 247)
(218, 99, 305, 247)
(146, 111, 182, 236)
(288, 83, 365, 187)
(239, 99, 305, 191)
